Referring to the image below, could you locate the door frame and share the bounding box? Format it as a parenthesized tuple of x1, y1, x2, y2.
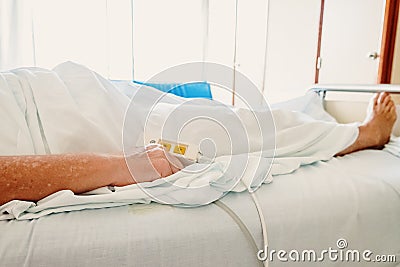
(314, 0, 325, 84)
(378, 0, 399, 83)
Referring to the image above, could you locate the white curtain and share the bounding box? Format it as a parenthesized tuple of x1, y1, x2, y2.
(0, 0, 35, 71)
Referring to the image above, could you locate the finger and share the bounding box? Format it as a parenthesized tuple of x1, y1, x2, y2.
(158, 158, 174, 177)
(154, 150, 182, 174)
(146, 146, 166, 159)
(169, 153, 184, 168)
(145, 143, 164, 151)
(169, 163, 180, 174)
(166, 154, 184, 173)
(145, 147, 184, 177)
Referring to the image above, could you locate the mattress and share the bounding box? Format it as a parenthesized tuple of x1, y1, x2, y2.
(1, 149, 399, 267)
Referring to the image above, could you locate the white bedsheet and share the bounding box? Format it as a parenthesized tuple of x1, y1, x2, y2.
(0, 62, 364, 220)
(1, 150, 399, 267)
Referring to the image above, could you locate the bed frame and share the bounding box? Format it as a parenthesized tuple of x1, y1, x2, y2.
(309, 84, 400, 136)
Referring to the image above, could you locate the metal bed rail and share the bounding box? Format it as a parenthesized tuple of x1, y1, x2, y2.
(308, 84, 400, 99)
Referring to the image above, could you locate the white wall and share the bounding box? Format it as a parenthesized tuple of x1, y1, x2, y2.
(234, 0, 269, 107)
(133, 0, 205, 81)
(263, 0, 321, 104)
(204, 0, 321, 105)
(132, 0, 322, 106)
(205, 0, 236, 105)
(33, 0, 132, 79)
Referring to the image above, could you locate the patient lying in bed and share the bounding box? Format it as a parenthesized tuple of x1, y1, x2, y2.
(0, 87, 396, 206)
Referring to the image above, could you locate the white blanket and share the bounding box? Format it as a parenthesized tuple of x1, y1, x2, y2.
(0, 62, 360, 220)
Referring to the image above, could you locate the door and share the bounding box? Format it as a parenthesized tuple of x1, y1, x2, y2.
(318, 0, 386, 84)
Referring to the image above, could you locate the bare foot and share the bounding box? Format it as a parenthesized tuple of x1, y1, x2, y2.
(361, 92, 397, 147)
(336, 92, 397, 156)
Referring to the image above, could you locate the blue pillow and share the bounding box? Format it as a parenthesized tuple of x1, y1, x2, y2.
(133, 81, 212, 99)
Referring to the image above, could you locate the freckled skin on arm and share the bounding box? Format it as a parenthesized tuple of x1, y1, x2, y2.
(0, 147, 183, 205)
(0, 154, 130, 205)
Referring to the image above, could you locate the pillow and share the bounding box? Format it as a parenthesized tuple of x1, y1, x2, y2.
(133, 81, 212, 99)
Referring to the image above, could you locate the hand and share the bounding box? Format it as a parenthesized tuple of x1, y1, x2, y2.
(121, 145, 185, 184)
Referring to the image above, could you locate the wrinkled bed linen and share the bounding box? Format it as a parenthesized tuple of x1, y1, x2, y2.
(0, 62, 362, 220)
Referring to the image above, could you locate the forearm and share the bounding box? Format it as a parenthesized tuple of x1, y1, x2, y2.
(0, 153, 132, 205)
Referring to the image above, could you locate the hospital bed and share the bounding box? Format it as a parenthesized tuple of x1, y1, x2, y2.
(0, 85, 399, 267)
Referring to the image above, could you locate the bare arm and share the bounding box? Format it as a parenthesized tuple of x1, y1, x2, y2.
(0, 154, 127, 204)
(0, 146, 183, 205)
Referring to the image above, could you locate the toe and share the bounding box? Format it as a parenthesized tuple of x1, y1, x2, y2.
(382, 94, 392, 106)
(384, 100, 394, 112)
(379, 92, 391, 104)
(377, 92, 384, 104)
(372, 93, 379, 106)
(390, 105, 397, 120)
